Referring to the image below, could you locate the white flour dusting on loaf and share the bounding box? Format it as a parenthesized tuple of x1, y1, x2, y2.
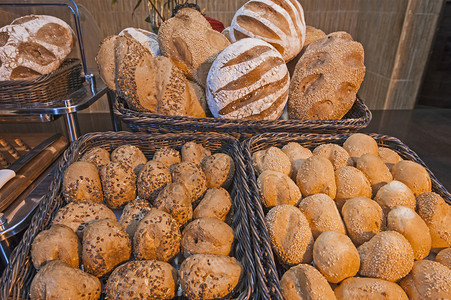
(119, 27, 160, 56)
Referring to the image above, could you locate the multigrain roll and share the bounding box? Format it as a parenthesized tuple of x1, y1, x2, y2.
(356, 153, 393, 195)
(252, 147, 291, 176)
(105, 260, 177, 300)
(313, 143, 353, 170)
(181, 142, 211, 166)
(137, 161, 172, 201)
(374, 180, 416, 215)
(313, 231, 360, 283)
(119, 199, 152, 239)
(118, 27, 160, 56)
(62, 161, 103, 203)
(82, 219, 131, 277)
(358, 231, 414, 282)
(179, 254, 242, 300)
(193, 187, 232, 221)
(334, 166, 372, 209)
(171, 162, 207, 203)
(334, 277, 408, 300)
(110, 144, 147, 173)
(257, 170, 302, 208)
(435, 247, 451, 269)
(343, 133, 378, 163)
(31, 224, 80, 269)
(154, 182, 193, 226)
(201, 153, 235, 188)
(399, 260, 451, 299)
(280, 264, 336, 300)
(30, 260, 101, 300)
(80, 147, 110, 168)
(297, 193, 346, 239)
(281, 142, 313, 179)
(391, 160, 431, 196)
(387, 206, 431, 260)
(99, 161, 136, 209)
(378, 147, 402, 171)
(152, 147, 181, 168)
(342, 197, 383, 246)
(266, 205, 313, 265)
(296, 156, 336, 199)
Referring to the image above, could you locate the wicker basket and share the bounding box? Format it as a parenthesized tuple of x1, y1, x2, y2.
(1, 131, 256, 300)
(0, 58, 83, 107)
(241, 132, 451, 300)
(113, 94, 372, 139)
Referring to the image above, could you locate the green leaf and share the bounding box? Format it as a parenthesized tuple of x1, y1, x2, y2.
(132, 0, 143, 16)
(111, 0, 117, 4)
(145, 16, 151, 23)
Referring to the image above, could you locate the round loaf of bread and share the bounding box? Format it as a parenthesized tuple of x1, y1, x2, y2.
(258, 170, 302, 208)
(193, 187, 232, 221)
(335, 166, 372, 209)
(356, 153, 393, 195)
(110, 144, 147, 173)
(296, 155, 336, 199)
(206, 38, 289, 120)
(154, 182, 193, 226)
(280, 263, 335, 300)
(82, 219, 131, 277)
(30, 260, 100, 300)
(181, 142, 211, 165)
(96, 35, 122, 90)
(62, 161, 103, 203)
(201, 153, 235, 188)
(334, 277, 408, 300)
(281, 142, 313, 179)
(343, 133, 378, 163)
(374, 180, 416, 215)
(80, 147, 110, 168)
(153, 147, 181, 168)
(119, 199, 152, 239)
(435, 247, 451, 269)
(313, 143, 353, 170)
(179, 254, 242, 299)
(171, 162, 207, 203)
(229, 0, 306, 62)
(266, 205, 313, 265)
(99, 161, 136, 209)
(288, 32, 365, 120)
(31, 224, 80, 269)
(105, 260, 177, 300)
(181, 217, 234, 257)
(378, 147, 402, 171)
(297, 193, 346, 239)
(399, 260, 451, 299)
(119, 27, 160, 56)
(137, 161, 172, 201)
(391, 160, 431, 196)
(133, 209, 181, 262)
(313, 231, 360, 283)
(253, 147, 291, 176)
(387, 206, 431, 260)
(358, 231, 414, 281)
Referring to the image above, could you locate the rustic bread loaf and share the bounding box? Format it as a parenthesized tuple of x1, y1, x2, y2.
(62, 161, 103, 203)
(229, 0, 306, 62)
(96, 35, 123, 90)
(335, 277, 408, 300)
(206, 38, 289, 120)
(99, 161, 136, 209)
(119, 27, 160, 56)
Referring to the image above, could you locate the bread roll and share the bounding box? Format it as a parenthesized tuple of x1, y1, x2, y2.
(356, 153, 393, 195)
(152, 146, 181, 168)
(378, 147, 402, 171)
(281, 142, 313, 179)
(118, 27, 160, 56)
(201, 153, 235, 188)
(99, 161, 136, 209)
(181, 217, 234, 257)
(171, 162, 207, 203)
(313, 143, 353, 170)
(435, 247, 451, 269)
(80, 147, 110, 168)
(391, 160, 431, 196)
(280, 263, 335, 300)
(374, 180, 416, 215)
(342, 197, 383, 246)
(105, 260, 177, 300)
(334, 277, 408, 300)
(154, 182, 193, 226)
(399, 260, 451, 299)
(387, 206, 431, 260)
(30, 260, 100, 300)
(296, 156, 336, 198)
(118, 199, 152, 239)
(181, 142, 211, 165)
(31, 224, 80, 269)
(193, 187, 232, 221)
(334, 166, 372, 209)
(342, 133, 378, 163)
(229, 0, 306, 62)
(82, 219, 131, 277)
(133, 209, 181, 261)
(266, 205, 313, 265)
(62, 161, 103, 203)
(137, 161, 172, 201)
(179, 254, 242, 299)
(258, 170, 302, 208)
(110, 144, 147, 173)
(358, 231, 414, 281)
(253, 147, 291, 176)
(206, 38, 289, 120)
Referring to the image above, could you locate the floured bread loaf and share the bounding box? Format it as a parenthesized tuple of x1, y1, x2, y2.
(158, 8, 230, 87)
(96, 35, 126, 90)
(288, 32, 365, 120)
(119, 27, 160, 56)
(0, 15, 74, 80)
(207, 38, 289, 120)
(229, 0, 306, 62)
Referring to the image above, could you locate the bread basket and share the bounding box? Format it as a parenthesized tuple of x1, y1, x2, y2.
(240, 132, 451, 300)
(1, 131, 256, 300)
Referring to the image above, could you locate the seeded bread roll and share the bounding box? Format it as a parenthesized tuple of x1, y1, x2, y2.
(110, 144, 147, 173)
(30, 260, 100, 300)
(356, 153, 393, 196)
(435, 247, 451, 269)
(193, 187, 232, 221)
(399, 260, 451, 299)
(281, 142, 313, 179)
(171, 162, 207, 203)
(80, 147, 110, 168)
(296, 156, 336, 199)
(297, 193, 346, 239)
(343, 133, 378, 163)
(62, 161, 103, 203)
(52, 200, 116, 234)
(334, 166, 372, 209)
(179, 254, 242, 299)
(374, 180, 416, 215)
(99, 161, 136, 209)
(280, 263, 336, 300)
(313, 231, 360, 283)
(119, 199, 152, 239)
(342, 197, 383, 246)
(258, 170, 302, 208)
(181, 217, 234, 257)
(82, 219, 131, 277)
(378, 147, 402, 171)
(391, 160, 431, 196)
(334, 277, 408, 300)
(313, 143, 353, 170)
(137, 161, 172, 201)
(201, 153, 235, 188)
(266, 205, 314, 266)
(152, 147, 181, 168)
(133, 209, 181, 261)
(253, 147, 291, 176)
(118, 27, 160, 56)
(181, 142, 211, 165)
(105, 260, 177, 300)
(31, 224, 80, 270)
(154, 182, 193, 226)
(358, 231, 414, 281)
(206, 38, 289, 120)
(387, 206, 431, 260)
